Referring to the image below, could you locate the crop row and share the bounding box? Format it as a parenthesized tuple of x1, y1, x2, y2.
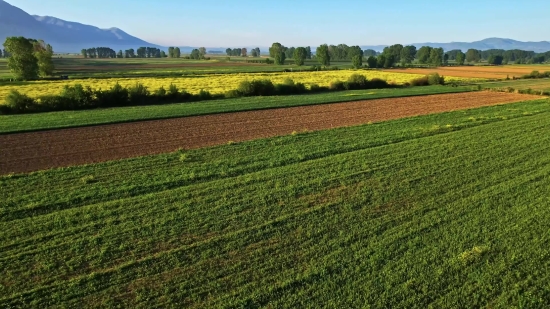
(1, 98, 550, 307)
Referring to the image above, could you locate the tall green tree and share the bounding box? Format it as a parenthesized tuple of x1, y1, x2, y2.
(241, 48, 247, 57)
(316, 44, 330, 66)
(429, 48, 444, 66)
(377, 54, 386, 68)
(199, 47, 207, 59)
(351, 55, 362, 68)
(168, 47, 174, 58)
(190, 49, 201, 60)
(416, 46, 433, 64)
(117, 50, 123, 58)
(33, 41, 54, 77)
(465, 49, 481, 63)
(0, 49, 2, 58)
(400, 45, 417, 66)
(81, 49, 88, 58)
(363, 49, 378, 57)
(382, 44, 403, 66)
(174, 47, 181, 58)
(366, 56, 378, 68)
(3, 37, 39, 80)
(269, 42, 286, 65)
(305, 46, 312, 59)
(456, 51, 466, 65)
(293, 47, 307, 66)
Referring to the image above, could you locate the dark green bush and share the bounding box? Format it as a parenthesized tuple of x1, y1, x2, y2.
(128, 83, 150, 105)
(197, 89, 213, 100)
(346, 74, 368, 90)
(275, 79, 307, 95)
(38, 95, 71, 111)
(95, 83, 129, 107)
(5, 90, 36, 113)
(427, 73, 445, 85)
(59, 84, 94, 109)
(410, 76, 430, 86)
(237, 79, 275, 96)
(329, 80, 345, 91)
(368, 78, 389, 89)
(225, 90, 242, 98)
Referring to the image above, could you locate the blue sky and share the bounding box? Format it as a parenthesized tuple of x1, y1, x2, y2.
(9, 0, 550, 47)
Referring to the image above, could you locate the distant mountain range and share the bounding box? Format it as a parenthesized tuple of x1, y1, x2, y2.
(0, 0, 160, 52)
(1, 0, 550, 53)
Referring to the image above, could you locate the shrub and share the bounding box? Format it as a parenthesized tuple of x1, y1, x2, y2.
(410, 76, 430, 86)
(197, 89, 213, 100)
(38, 95, 70, 111)
(274, 78, 307, 95)
(309, 84, 322, 92)
(368, 78, 389, 89)
(225, 90, 242, 98)
(329, 80, 345, 91)
(128, 83, 150, 105)
(154, 86, 167, 96)
(346, 74, 368, 89)
(237, 79, 275, 96)
(427, 73, 445, 85)
(5, 90, 36, 113)
(0, 104, 10, 114)
(59, 84, 96, 109)
(95, 83, 129, 107)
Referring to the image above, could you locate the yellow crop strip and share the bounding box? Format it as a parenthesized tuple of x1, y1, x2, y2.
(0, 70, 482, 102)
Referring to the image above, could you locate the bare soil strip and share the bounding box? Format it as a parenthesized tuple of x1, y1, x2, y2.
(383, 66, 549, 79)
(0, 92, 540, 174)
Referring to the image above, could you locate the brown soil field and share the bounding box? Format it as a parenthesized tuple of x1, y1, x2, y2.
(383, 65, 550, 79)
(0, 91, 541, 175)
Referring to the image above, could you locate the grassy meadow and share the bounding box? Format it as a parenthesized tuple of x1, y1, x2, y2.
(2, 98, 550, 307)
(478, 78, 550, 92)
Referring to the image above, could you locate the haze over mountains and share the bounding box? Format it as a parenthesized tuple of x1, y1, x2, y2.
(1, 0, 550, 53)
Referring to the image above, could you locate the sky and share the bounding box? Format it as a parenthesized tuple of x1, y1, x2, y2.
(8, 0, 550, 47)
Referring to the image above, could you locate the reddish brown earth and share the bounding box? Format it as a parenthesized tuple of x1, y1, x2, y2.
(0, 92, 541, 175)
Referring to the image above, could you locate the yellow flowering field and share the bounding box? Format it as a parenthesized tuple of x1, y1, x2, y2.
(0, 70, 482, 102)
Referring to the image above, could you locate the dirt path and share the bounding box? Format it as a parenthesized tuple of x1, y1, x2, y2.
(0, 92, 541, 174)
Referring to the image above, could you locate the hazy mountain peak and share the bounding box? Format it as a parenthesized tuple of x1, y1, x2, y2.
(0, 0, 159, 52)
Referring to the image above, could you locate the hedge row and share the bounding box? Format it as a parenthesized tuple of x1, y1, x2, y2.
(0, 74, 414, 115)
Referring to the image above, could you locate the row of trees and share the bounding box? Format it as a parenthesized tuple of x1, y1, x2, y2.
(225, 48, 262, 57)
(81, 47, 117, 59)
(167, 47, 181, 58)
(266, 42, 550, 67)
(81, 47, 165, 59)
(3, 37, 54, 80)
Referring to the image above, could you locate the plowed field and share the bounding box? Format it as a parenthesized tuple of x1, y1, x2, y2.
(0, 91, 540, 174)
(383, 65, 550, 79)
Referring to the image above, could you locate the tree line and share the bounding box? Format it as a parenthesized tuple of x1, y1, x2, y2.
(266, 42, 550, 67)
(81, 47, 165, 58)
(2, 37, 54, 80)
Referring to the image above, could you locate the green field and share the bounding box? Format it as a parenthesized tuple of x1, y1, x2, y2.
(479, 78, 550, 92)
(0, 85, 475, 134)
(0, 57, 354, 79)
(2, 98, 550, 307)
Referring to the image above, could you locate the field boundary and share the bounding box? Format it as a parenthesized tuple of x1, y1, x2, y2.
(0, 87, 476, 135)
(0, 92, 542, 175)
